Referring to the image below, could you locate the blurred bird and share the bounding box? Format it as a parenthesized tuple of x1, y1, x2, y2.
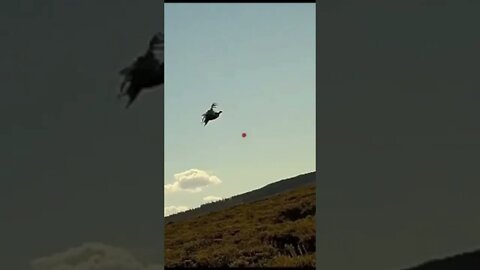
(118, 32, 164, 108)
(202, 103, 223, 126)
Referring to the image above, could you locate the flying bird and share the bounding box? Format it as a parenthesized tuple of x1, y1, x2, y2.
(118, 32, 164, 108)
(202, 103, 223, 126)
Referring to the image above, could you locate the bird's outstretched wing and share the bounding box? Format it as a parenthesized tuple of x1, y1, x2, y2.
(119, 66, 133, 75)
(147, 32, 164, 63)
(120, 32, 164, 77)
(201, 113, 209, 125)
(118, 32, 164, 109)
(149, 32, 164, 48)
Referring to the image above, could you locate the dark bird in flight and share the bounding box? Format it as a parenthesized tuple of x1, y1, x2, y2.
(118, 32, 164, 108)
(202, 103, 223, 126)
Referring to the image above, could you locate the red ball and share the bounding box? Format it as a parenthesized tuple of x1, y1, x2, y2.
(241, 132, 247, 138)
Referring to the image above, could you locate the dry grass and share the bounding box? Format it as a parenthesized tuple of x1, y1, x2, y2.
(165, 184, 316, 268)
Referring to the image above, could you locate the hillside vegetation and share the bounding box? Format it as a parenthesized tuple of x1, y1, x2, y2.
(166, 172, 315, 223)
(165, 184, 316, 268)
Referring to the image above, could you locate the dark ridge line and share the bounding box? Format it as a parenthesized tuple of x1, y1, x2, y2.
(400, 248, 480, 270)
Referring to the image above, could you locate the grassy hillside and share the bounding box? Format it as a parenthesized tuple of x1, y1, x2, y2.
(166, 172, 315, 223)
(165, 183, 316, 268)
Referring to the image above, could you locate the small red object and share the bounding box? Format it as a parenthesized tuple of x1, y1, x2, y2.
(242, 132, 247, 138)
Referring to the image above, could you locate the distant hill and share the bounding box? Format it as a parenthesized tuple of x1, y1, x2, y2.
(165, 175, 316, 268)
(402, 249, 480, 270)
(166, 172, 316, 223)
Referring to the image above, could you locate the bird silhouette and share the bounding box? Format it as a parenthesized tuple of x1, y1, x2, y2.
(118, 32, 164, 108)
(202, 103, 223, 126)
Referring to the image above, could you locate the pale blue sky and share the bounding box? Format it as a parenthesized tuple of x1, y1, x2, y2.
(164, 3, 315, 215)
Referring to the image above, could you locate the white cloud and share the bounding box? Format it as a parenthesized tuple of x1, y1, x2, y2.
(164, 205, 189, 216)
(203, 196, 223, 203)
(165, 169, 221, 193)
(31, 242, 163, 270)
